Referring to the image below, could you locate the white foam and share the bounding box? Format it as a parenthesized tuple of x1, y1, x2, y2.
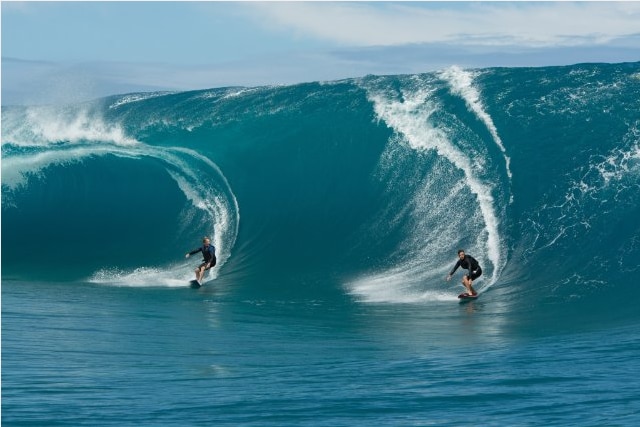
(89, 266, 191, 288)
(351, 75, 506, 303)
(374, 85, 502, 276)
(349, 268, 458, 304)
(440, 65, 513, 182)
(2, 105, 138, 147)
(109, 92, 174, 109)
(219, 87, 264, 100)
(566, 124, 640, 204)
(596, 138, 640, 185)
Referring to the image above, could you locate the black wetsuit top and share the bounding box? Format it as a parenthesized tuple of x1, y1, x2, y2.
(449, 255, 481, 277)
(189, 244, 216, 265)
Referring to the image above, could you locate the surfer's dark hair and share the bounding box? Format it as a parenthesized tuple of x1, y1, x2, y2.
(457, 249, 465, 255)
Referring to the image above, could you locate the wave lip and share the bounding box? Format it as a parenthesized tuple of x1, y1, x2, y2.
(1, 104, 138, 147)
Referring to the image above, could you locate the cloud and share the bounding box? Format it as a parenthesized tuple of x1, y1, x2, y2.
(3, 2, 639, 106)
(242, 2, 640, 47)
(5, 37, 640, 106)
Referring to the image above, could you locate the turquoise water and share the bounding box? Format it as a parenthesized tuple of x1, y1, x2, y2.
(3, 62, 640, 425)
(3, 280, 639, 426)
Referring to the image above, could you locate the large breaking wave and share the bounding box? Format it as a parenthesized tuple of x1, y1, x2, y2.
(3, 62, 640, 321)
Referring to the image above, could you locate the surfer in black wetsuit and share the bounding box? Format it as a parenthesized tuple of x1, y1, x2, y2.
(446, 249, 482, 296)
(185, 237, 216, 283)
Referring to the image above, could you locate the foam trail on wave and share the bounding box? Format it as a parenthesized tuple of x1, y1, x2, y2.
(89, 267, 189, 288)
(165, 148, 240, 277)
(373, 83, 503, 278)
(349, 263, 459, 303)
(440, 66, 513, 183)
(352, 76, 505, 302)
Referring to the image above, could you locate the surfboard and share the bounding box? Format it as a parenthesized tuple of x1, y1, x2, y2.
(458, 292, 478, 302)
(189, 279, 202, 289)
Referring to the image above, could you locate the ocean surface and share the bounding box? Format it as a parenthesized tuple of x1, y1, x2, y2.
(3, 62, 640, 425)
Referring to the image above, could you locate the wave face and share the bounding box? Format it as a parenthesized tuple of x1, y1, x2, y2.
(3, 63, 640, 321)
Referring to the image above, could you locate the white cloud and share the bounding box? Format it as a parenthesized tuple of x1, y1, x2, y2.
(3, 2, 640, 105)
(243, 2, 640, 47)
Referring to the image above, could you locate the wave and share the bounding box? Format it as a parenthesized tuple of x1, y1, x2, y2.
(2, 62, 640, 322)
(2, 102, 239, 285)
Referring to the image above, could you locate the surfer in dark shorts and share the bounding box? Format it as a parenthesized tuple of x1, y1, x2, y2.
(446, 249, 482, 296)
(185, 237, 216, 283)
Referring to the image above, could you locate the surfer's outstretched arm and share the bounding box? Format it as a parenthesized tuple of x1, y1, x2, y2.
(185, 247, 202, 258)
(446, 260, 461, 281)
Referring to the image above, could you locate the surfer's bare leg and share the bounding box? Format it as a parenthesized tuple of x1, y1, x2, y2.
(462, 276, 477, 296)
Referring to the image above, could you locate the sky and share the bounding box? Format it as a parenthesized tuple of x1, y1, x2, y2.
(2, 1, 640, 105)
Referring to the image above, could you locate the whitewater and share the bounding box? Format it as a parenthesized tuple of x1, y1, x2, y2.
(3, 62, 640, 425)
